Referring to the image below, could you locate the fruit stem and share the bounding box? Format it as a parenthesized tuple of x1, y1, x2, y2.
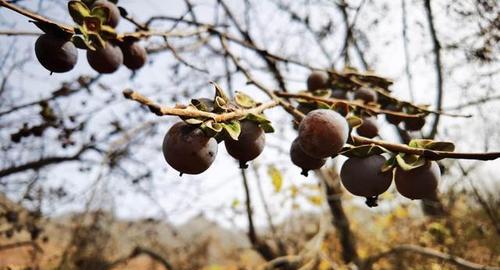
(365, 196, 379, 208)
(239, 161, 248, 169)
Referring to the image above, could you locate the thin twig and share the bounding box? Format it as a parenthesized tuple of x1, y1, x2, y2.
(423, 0, 444, 139)
(363, 244, 500, 270)
(352, 135, 500, 161)
(122, 89, 279, 122)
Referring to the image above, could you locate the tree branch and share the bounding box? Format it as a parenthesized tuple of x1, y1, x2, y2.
(122, 89, 279, 122)
(423, 0, 444, 139)
(363, 244, 500, 270)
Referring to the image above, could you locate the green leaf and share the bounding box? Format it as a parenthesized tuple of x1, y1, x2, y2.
(31, 21, 73, 38)
(245, 113, 274, 133)
(214, 96, 229, 112)
(268, 165, 283, 192)
(234, 91, 256, 108)
(211, 81, 230, 104)
(100, 25, 117, 39)
(68, 0, 91, 25)
(259, 122, 275, 133)
(395, 154, 427, 171)
(340, 144, 389, 158)
(425, 141, 455, 152)
(221, 121, 241, 140)
(71, 35, 95, 50)
(91, 6, 110, 25)
(200, 120, 223, 137)
(381, 156, 396, 172)
(87, 32, 106, 49)
(316, 102, 331, 109)
(191, 98, 215, 112)
(346, 115, 363, 129)
(409, 139, 455, 152)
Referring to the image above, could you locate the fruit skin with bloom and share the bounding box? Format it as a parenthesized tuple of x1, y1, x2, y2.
(357, 117, 379, 138)
(224, 120, 265, 168)
(403, 117, 426, 131)
(298, 109, 349, 159)
(290, 138, 326, 176)
(395, 161, 440, 200)
(340, 155, 393, 206)
(162, 122, 218, 175)
(354, 87, 377, 103)
(307, 71, 329, 91)
(35, 34, 78, 73)
(87, 42, 123, 74)
(120, 42, 148, 70)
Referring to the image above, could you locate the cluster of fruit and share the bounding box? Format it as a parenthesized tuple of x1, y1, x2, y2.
(34, 0, 147, 74)
(290, 71, 441, 206)
(302, 71, 428, 136)
(161, 88, 272, 176)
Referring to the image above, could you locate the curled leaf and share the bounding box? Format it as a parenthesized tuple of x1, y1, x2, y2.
(211, 81, 230, 104)
(409, 139, 455, 152)
(72, 35, 95, 50)
(245, 113, 274, 133)
(395, 153, 426, 171)
(191, 98, 215, 112)
(68, 0, 91, 25)
(346, 115, 363, 129)
(234, 91, 256, 108)
(221, 121, 241, 141)
(91, 6, 110, 25)
(200, 120, 223, 137)
(340, 144, 389, 158)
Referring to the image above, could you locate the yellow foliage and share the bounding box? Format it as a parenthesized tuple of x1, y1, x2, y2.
(268, 165, 283, 192)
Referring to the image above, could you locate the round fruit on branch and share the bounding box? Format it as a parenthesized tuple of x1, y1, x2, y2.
(356, 117, 379, 138)
(354, 87, 378, 104)
(307, 71, 329, 91)
(87, 42, 123, 73)
(35, 34, 78, 73)
(340, 155, 393, 207)
(120, 41, 147, 70)
(403, 117, 426, 131)
(298, 109, 349, 159)
(395, 160, 440, 200)
(224, 120, 265, 169)
(162, 121, 218, 175)
(290, 138, 326, 176)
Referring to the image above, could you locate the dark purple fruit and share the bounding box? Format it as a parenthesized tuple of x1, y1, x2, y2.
(297, 103, 316, 115)
(403, 117, 426, 131)
(92, 0, 120, 27)
(120, 42, 147, 70)
(162, 122, 218, 175)
(331, 89, 348, 100)
(35, 34, 77, 73)
(290, 138, 326, 176)
(357, 117, 378, 138)
(224, 120, 265, 168)
(354, 87, 377, 103)
(395, 161, 440, 200)
(298, 109, 349, 158)
(87, 42, 123, 74)
(340, 155, 392, 207)
(385, 104, 404, 125)
(307, 71, 329, 91)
